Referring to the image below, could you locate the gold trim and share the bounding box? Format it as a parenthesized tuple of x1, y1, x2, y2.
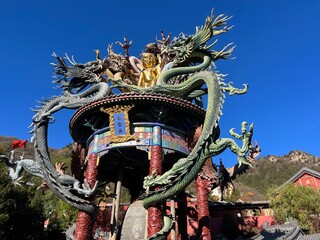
(100, 105, 136, 143)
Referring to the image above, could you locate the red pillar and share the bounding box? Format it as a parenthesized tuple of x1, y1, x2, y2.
(75, 136, 99, 240)
(196, 159, 212, 240)
(75, 212, 93, 240)
(177, 192, 188, 240)
(147, 125, 163, 238)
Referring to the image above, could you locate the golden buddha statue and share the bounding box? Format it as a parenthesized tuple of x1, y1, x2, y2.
(137, 53, 162, 88)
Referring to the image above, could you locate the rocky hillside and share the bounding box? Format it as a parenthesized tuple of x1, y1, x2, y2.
(235, 150, 320, 197)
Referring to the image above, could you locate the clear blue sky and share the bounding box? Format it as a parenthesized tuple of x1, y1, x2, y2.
(1, 0, 319, 167)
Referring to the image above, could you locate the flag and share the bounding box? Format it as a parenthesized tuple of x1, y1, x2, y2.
(12, 139, 28, 149)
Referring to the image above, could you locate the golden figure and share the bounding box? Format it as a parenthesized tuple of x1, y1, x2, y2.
(138, 53, 162, 88)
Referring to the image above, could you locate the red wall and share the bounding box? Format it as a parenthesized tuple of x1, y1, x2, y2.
(294, 173, 320, 191)
(186, 208, 276, 237)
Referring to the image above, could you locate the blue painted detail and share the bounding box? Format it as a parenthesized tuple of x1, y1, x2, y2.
(113, 112, 126, 136)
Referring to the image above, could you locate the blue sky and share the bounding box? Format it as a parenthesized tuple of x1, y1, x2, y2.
(0, 0, 319, 167)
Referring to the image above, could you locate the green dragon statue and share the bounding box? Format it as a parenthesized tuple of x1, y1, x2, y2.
(108, 10, 252, 210)
(3, 8, 257, 240)
(2, 53, 111, 214)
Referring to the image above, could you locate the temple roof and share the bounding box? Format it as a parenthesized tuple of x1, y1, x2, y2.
(69, 92, 206, 142)
(208, 200, 270, 210)
(287, 167, 320, 183)
(278, 167, 320, 191)
(298, 233, 320, 240)
(248, 221, 304, 239)
(240, 220, 320, 240)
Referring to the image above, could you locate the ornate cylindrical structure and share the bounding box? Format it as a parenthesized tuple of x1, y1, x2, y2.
(196, 173, 211, 240)
(177, 192, 188, 240)
(69, 93, 206, 239)
(147, 125, 163, 237)
(75, 212, 92, 240)
(75, 135, 99, 240)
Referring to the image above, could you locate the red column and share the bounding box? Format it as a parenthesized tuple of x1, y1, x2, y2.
(177, 192, 188, 240)
(196, 159, 212, 240)
(75, 136, 99, 240)
(75, 212, 93, 240)
(147, 125, 163, 238)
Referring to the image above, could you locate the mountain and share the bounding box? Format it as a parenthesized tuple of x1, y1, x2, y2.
(234, 150, 320, 197)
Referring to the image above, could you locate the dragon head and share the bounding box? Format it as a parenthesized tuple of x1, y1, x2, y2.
(51, 52, 107, 94)
(161, 33, 193, 65)
(160, 9, 234, 66)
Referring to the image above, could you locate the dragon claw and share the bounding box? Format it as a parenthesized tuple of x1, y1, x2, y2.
(12, 176, 24, 186)
(238, 156, 251, 168)
(222, 82, 248, 96)
(73, 179, 98, 197)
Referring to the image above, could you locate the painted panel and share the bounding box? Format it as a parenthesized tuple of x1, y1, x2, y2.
(87, 126, 190, 155)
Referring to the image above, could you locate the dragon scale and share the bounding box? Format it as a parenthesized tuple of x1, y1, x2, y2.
(143, 69, 224, 208)
(156, 52, 213, 85)
(34, 121, 98, 214)
(112, 53, 212, 99)
(31, 82, 110, 214)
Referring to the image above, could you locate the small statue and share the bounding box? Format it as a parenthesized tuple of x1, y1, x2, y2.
(137, 53, 162, 88)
